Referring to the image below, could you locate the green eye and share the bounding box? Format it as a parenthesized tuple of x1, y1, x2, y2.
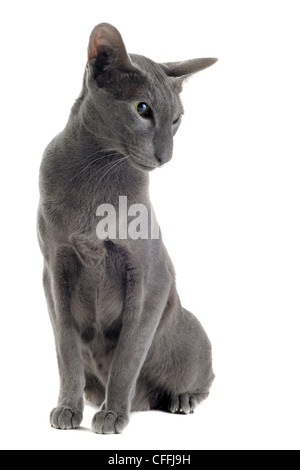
(173, 113, 180, 124)
(135, 102, 151, 117)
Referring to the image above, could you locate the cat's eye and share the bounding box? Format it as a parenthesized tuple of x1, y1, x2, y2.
(135, 102, 152, 118)
(173, 113, 181, 124)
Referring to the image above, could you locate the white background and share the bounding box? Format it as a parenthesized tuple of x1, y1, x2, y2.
(0, 0, 299, 451)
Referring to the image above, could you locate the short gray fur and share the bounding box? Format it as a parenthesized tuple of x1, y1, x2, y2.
(38, 23, 217, 434)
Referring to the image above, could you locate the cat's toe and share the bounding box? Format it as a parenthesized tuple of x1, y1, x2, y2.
(92, 410, 129, 434)
(169, 393, 195, 415)
(50, 406, 83, 430)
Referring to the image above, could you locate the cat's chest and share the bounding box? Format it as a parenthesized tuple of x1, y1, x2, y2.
(69, 242, 126, 338)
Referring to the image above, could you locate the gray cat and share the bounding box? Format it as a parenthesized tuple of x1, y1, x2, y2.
(37, 23, 217, 434)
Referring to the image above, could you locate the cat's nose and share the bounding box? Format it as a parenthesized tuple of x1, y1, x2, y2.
(154, 132, 173, 165)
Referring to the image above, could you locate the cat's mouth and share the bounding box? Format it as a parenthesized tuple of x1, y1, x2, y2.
(129, 152, 165, 172)
(130, 158, 158, 172)
(137, 163, 157, 171)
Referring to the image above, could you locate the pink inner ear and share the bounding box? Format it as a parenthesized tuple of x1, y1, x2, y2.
(87, 23, 133, 72)
(88, 30, 110, 61)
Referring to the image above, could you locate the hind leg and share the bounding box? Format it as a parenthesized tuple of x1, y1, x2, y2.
(142, 306, 214, 415)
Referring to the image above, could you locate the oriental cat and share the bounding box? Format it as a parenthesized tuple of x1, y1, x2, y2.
(38, 23, 217, 434)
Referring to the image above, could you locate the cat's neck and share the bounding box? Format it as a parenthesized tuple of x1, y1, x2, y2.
(63, 115, 150, 205)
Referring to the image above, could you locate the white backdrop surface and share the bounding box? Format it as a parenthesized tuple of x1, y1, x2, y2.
(0, 0, 299, 450)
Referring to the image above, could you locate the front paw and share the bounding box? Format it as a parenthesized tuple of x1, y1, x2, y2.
(92, 410, 129, 434)
(50, 406, 83, 430)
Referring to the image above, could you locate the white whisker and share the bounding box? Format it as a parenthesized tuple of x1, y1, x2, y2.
(97, 156, 128, 184)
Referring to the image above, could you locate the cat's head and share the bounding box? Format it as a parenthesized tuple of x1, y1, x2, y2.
(83, 23, 217, 171)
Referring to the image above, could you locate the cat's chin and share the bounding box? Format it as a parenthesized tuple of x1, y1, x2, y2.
(130, 160, 158, 173)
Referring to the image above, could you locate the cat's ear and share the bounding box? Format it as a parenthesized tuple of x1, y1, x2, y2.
(87, 23, 134, 82)
(161, 58, 218, 92)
